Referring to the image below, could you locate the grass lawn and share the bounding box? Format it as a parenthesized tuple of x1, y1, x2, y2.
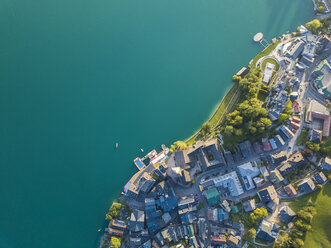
(261, 57, 279, 71)
(257, 90, 269, 102)
(289, 182, 331, 248)
(185, 83, 239, 145)
(296, 128, 308, 146)
(251, 40, 281, 68)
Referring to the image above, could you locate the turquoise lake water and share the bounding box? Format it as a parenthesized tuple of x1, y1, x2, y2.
(0, 0, 313, 247)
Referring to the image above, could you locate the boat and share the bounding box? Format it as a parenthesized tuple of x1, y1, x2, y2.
(116, 142, 118, 148)
(97, 228, 101, 232)
(141, 148, 144, 152)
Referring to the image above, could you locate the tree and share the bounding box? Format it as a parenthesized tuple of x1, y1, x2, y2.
(232, 75, 241, 82)
(247, 228, 256, 239)
(294, 219, 311, 232)
(249, 207, 268, 226)
(306, 141, 320, 152)
(200, 122, 213, 137)
(305, 19, 323, 34)
(277, 113, 290, 124)
(106, 213, 112, 221)
(109, 202, 122, 218)
(291, 238, 304, 248)
(297, 210, 313, 224)
(302, 148, 313, 157)
(171, 140, 187, 152)
(110, 236, 121, 248)
(317, 5, 326, 13)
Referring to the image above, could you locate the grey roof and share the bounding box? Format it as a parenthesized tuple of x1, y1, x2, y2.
(243, 199, 256, 212)
(279, 206, 296, 224)
(130, 210, 145, 232)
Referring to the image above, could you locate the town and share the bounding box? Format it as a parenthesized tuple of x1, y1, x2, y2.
(100, 18, 331, 248)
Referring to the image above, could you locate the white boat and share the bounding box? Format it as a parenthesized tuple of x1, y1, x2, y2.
(116, 143, 118, 148)
(141, 148, 144, 152)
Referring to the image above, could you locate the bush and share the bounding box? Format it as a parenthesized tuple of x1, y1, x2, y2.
(247, 228, 256, 239)
(249, 207, 268, 226)
(109, 202, 122, 218)
(110, 236, 121, 248)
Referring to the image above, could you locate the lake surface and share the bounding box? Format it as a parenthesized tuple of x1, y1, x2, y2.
(0, 0, 313, 247)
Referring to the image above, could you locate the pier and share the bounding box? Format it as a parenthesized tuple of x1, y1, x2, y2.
(253, 33, 270, 48)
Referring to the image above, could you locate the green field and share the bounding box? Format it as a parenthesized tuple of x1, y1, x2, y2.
(251, 40, 281, 67)
(261, 57, 279, 71)
(290, 182, 331, 248)
(185, 83, 239, 145)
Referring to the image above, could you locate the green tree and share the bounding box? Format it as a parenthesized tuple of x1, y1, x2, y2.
(305, 19, 323, 34)
(200, 122, 213, 137)
(232, 75, 241, 82)
(294, 219, 311, 232)
(291, 238, 304, 248)
(170, 140, 188, 152)
(277, 113, 290, 124)
(249, 207, 268, 226)
(306, 141, 320, 152)
(110, 236, 121, 248)
(297, 210, 313, 224)
(247, 228, 256, 239)
(302, 148, 313, 157)
(106, 213, 112, 221)
(109, 202, 122, 218)
(317, 5, 326, 13)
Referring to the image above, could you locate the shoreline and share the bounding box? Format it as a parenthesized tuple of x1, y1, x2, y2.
(100, 11, 331, 248)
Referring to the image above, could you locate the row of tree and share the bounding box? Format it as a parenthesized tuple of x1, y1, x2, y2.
(275, 205, 316, 248)
(304, 18, 331, 35)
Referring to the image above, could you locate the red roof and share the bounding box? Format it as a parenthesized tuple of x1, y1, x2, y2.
(262, 141, 272, 151)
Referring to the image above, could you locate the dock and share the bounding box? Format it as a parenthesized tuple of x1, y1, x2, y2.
(253, 32, 269, 48)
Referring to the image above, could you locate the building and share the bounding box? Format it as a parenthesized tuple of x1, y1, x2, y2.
(279, 206, 296, 224)
(312, 57, 331, 99)
(227, 235, 240, 247)
(204, 188, 221, 206)
(262, 140, 272, 151)
(268, 90, 288, 121)
(218, 208, 229, 222)
(320, 157, 331, 170)
(238, 162, 261, 190)
(287, 151, 305, 167)
(258, 186, 278, 203)
(284, 184, 297, 197)
(189, 139, 226, 170)
(313, 172, 327, 184)
(305, 100, 331, 137)
(221, 200, 231, 213)
(310, 129, 323, 143)
(253, 141, 264, 154)
(298, 178, 316, 193)
(263, 62, 275, 84)
(270, 169, 284, 184)
(274, 135, 285, 147)
(212, 171, 244, 197)
(211, 236, 226, 246)
(182, 169, 191, 184)
(256, 220, 280, 242)
(278, 125, 295, 141)
(236, 67, 248, 77)
(285, 38, 305, 59)
(277, 162, 293, 176)
(238, 140, 254, 159)
(125, 171, 156, 200)
(243, 199, 256, 212)
(130, 210, 145, 233)
(271, 151, 287, 165)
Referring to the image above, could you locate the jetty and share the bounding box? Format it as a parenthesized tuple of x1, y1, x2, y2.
(253, 32, 269, 48)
